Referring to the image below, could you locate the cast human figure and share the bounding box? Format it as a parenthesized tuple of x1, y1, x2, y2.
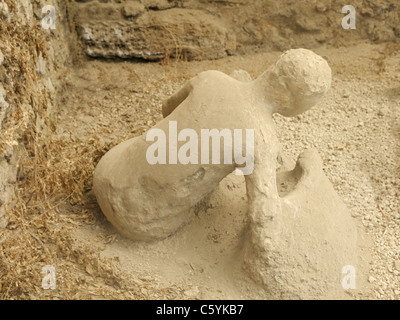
(93, 49, 331, 254)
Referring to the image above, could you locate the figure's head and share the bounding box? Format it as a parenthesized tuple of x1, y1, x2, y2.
(263, 49, 332, 117)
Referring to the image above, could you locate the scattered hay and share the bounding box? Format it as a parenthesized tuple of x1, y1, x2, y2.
(0, 0, 184, 300)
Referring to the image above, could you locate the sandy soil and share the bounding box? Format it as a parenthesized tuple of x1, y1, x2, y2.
(51, 41, 399, 299)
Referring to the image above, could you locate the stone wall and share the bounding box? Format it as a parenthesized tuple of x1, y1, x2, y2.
(0, 0, 72, 228)
(73, 0, 400, 61)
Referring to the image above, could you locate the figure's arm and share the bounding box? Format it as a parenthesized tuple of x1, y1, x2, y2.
(162, 80, 193, 118)
(244, 144, 282, 246)
(242, 136, 283, 283)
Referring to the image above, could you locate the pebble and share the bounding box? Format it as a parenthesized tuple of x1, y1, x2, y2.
(184, 286, 200, 299)
(394, 260, 400, 272)
(342, 90, 350, 98)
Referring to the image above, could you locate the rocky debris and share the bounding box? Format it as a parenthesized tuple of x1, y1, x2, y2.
(0, 0, 8, 18)
(0, 50, 7, 127)
(142, 0, 177, 10)
(0, 49, 4, 65)
(122, 1, 145, 18)
(0, 210, 7, 228)
(0, 149, 18, 229)
(0, 18, 11, 230)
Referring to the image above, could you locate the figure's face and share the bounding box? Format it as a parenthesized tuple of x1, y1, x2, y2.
(278, 84, 325, 117)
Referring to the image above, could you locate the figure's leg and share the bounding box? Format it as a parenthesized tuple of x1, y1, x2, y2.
(281, 149, 323, 210)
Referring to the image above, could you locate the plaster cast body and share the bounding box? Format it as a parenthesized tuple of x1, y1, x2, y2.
(93, 49, 332, 245)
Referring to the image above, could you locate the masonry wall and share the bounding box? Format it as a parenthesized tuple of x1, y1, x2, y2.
(73, 0, 400, 61)
(0, 0, 72, 228)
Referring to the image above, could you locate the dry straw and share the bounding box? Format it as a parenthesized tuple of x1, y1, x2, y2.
(0, 0, 182, 300)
